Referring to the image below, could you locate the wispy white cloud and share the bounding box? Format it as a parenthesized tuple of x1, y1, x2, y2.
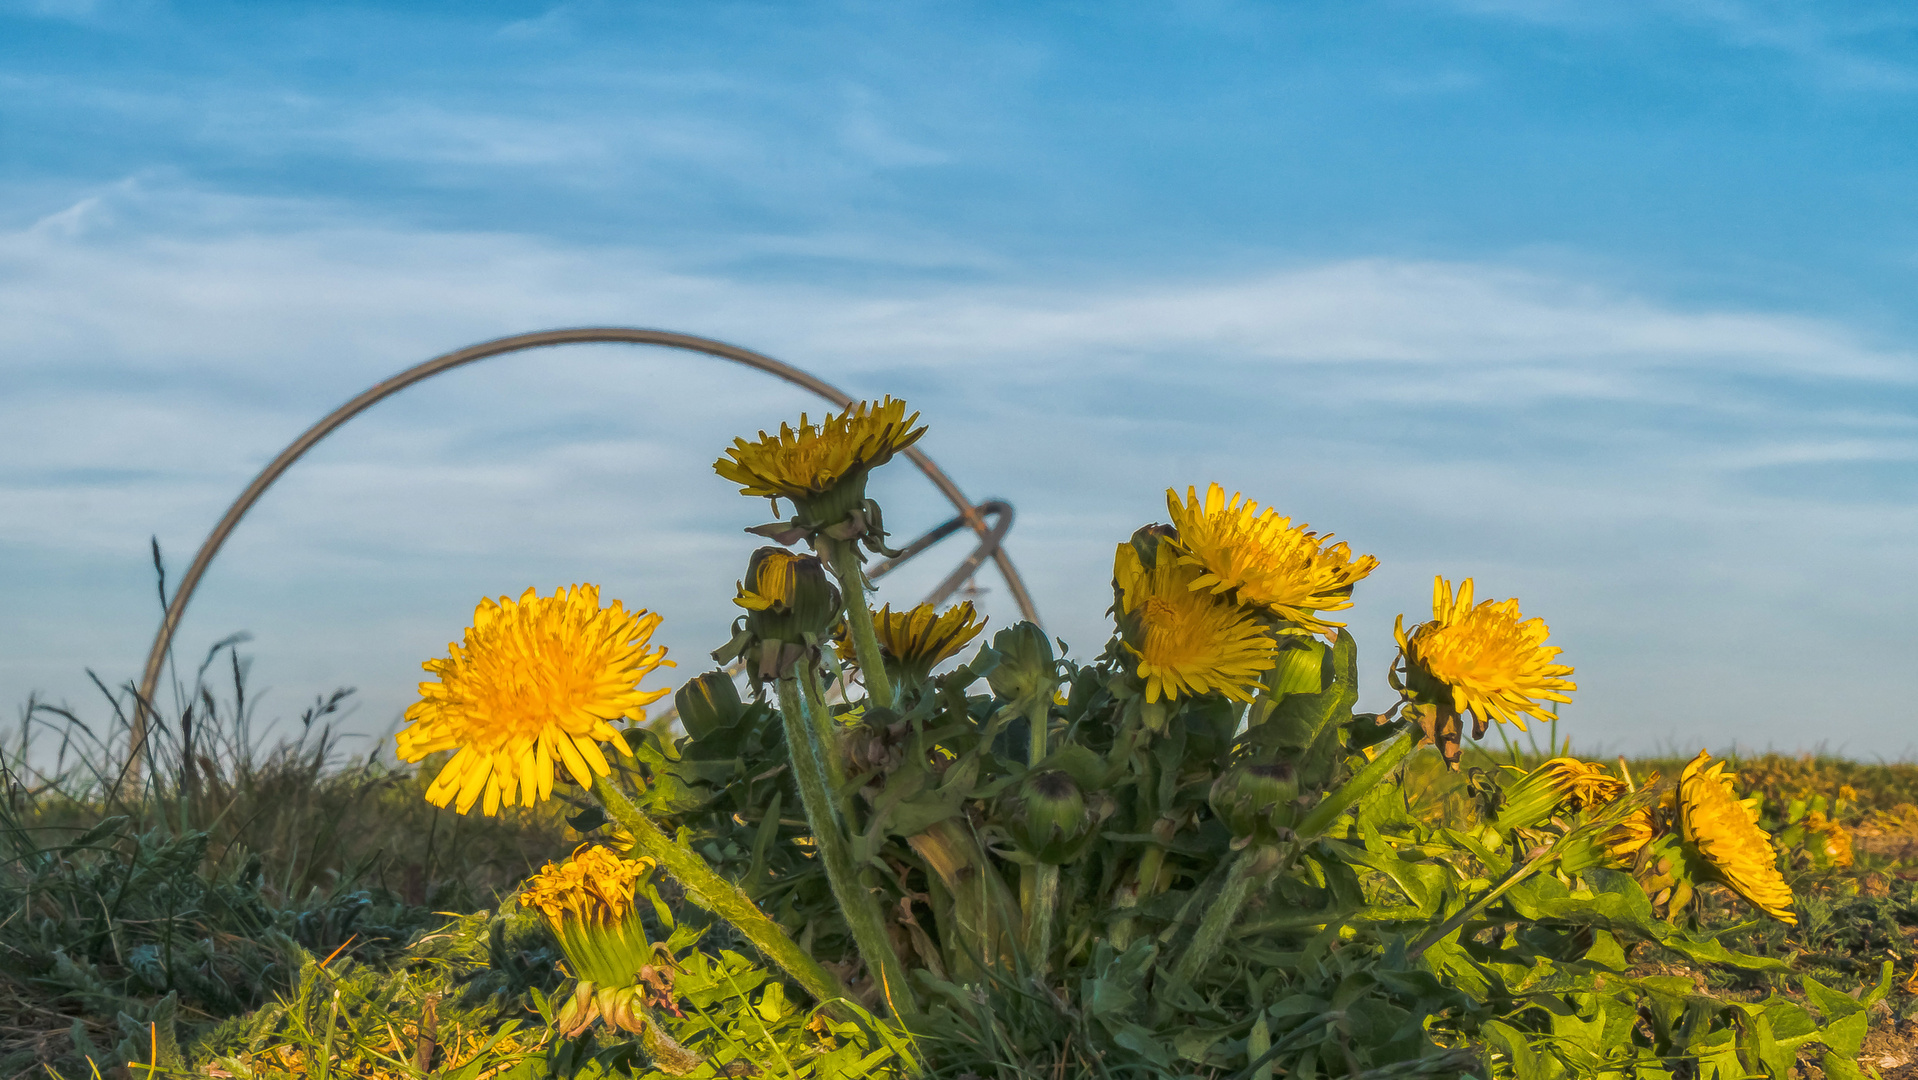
(3, 181, 1914, 755)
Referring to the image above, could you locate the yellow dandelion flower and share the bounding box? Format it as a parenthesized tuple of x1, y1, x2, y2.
(1497, 757, 1627, 830)
(1678, 751, 1796, 924)
(1806, 810, 1855, 869)
(1114, 540, 1278, 704)
(838, 601, 988, 682)
(397, 585, 672, 816)
(715, 397, 925, 519)
(520, 845, 653, 931)
(1395, 576, 1575, 735)
(1165, 484, 1379, 634)
(1604, 806, 1656, 862)
(1540, 757, 1627, 812)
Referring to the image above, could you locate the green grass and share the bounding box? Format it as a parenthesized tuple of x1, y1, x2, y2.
(1, 639, 576, 1077)
(6, 647, 1916, 1078)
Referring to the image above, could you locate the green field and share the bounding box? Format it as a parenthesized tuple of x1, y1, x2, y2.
(5, 665, 1915, 1080)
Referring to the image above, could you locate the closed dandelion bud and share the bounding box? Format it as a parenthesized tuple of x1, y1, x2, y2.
(676, 671, 746, 742)
(1127, 523, 1179, 570)
(1007, 770, 1096, 864)
(734, 548, 841, 646)
(988, 622, 1059, 704)
(1209, 762, 1299, 846)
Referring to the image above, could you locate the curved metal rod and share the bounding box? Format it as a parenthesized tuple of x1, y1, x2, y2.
(869, 499, 1015, 610)
(132, 327, 1041, 780)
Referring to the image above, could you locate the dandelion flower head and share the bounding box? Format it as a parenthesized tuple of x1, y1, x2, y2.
(866, 601, 987, 668)
(1166, 484, 1378, 634)
(1395, 576, 1575, 733)
(715, 397, 925, 505)
(1114, 539, 1278, 704)
(397, 585, 671, 816)
(1678, 751, 1795, 924)
(520, 846, 654, 931)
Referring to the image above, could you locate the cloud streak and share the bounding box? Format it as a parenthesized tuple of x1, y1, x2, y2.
(3, 180, 1915, 759)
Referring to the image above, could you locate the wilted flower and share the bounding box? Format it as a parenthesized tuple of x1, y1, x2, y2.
(396, 586, 671, 816)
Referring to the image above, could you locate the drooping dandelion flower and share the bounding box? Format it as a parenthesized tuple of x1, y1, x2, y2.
(397, 586, 671, 816)
(1604, 807, 1656, 862)
(1497, 757, 1627, 830)
(1114, 540, 1278, 704)
(1395, 576, 1576, 735)
(714, 397, 925, 530)
(1678, 751, 1796, 924)
(838, 601, 987, 683)
(1165, 484, 1378, 635)
(1540, 758, 1627, 812)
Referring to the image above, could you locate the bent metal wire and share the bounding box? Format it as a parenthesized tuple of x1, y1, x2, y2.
(131, 327, 1039, 782)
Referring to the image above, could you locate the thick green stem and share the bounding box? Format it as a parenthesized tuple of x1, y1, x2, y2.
(1108, 844, 1165, 951)
(795, 662, 850, 798)
(1025, 695, 1049, 765)
(1022, 863, 1059, 974)
(1019, 694, 1057, 971)
(822, 537, 895, 710)
(1293, 730, 1417, 842)
(587, 774, 846, 1007)
(1171, 843, 1277, 985)
(776, 676, 919, 1019)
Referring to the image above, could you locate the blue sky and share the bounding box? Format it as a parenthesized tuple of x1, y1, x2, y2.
(3, 1, 1915, 758)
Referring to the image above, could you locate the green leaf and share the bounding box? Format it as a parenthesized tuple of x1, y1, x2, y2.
(1822, 1051, 1868, 1080)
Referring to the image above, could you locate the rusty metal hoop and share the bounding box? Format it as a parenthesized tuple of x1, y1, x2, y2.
(131, 327, 1040, 782)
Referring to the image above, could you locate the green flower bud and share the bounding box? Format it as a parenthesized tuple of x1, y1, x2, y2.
(1006, 770, 1102, 864)
(734, 547, 842, 646)
(676, 670, 746, 742)
(1127, 523, 1179, 570)
(987, 621, 1059, 703)
(1209, 762, 1299, 847)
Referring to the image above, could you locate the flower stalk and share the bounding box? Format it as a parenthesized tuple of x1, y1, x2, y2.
(775, 673, 919, 1020)
(822, 536, 896, 709)
(586, 773, 847, 1008)
(1019, 694, 1059, 970)
(1171, 841, 1280, 986)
